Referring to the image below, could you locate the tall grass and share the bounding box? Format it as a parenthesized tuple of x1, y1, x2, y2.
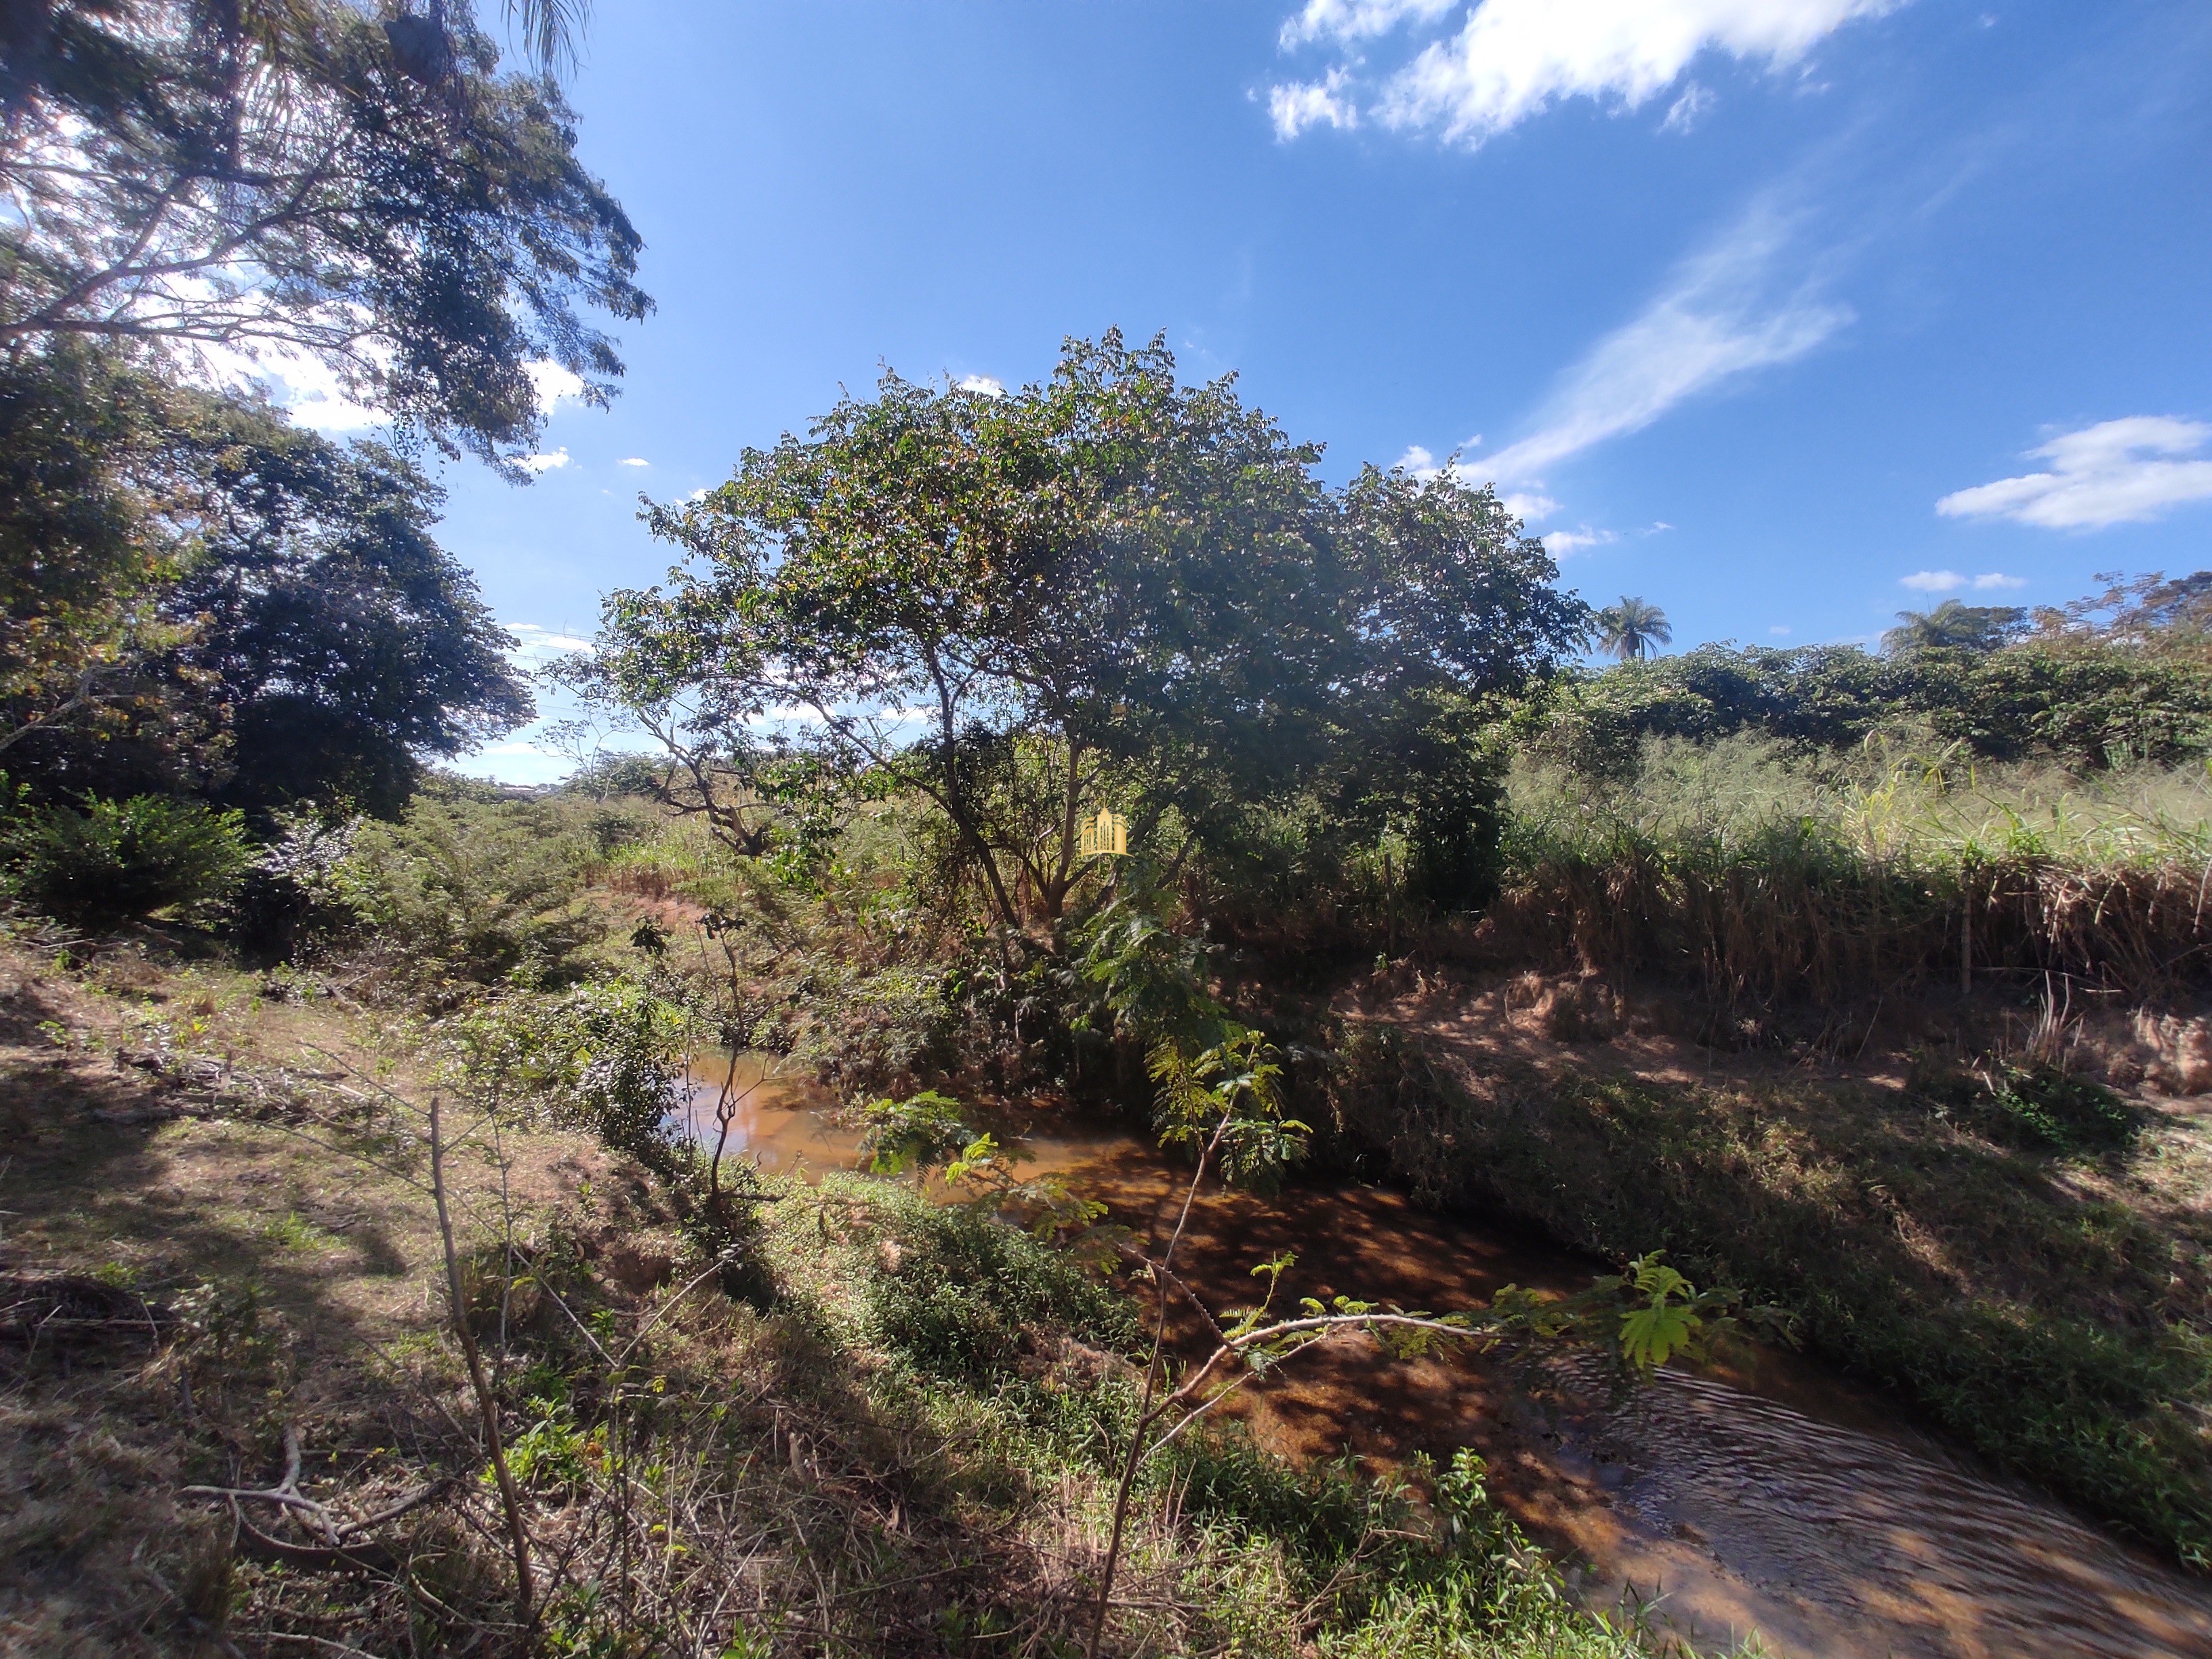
(1489, 736, 2212, 1003)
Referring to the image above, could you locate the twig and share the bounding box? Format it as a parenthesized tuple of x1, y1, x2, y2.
(430, 1094, 536, 1628)
(262, 1634, 387, 1658)
(182, 1423, 338, 1543)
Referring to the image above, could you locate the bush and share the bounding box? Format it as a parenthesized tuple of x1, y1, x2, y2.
(865, 1195, 1135, 1382)
(1, 792, 251, 924)
(334, 787, 603, 988)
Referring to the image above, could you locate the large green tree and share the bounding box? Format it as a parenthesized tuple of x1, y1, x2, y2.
(572, 332, 1586, 929)
(0, 0, 648, 470)
(0, 359, 531, 812)
(164, 396, 533, 813)
(0, 342, 199, 764)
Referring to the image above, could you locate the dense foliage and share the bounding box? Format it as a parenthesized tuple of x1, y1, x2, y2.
(0, 0, 648, 468)
(569, 331, 1587, 930)
(0, 352, 533, 812)
(1524, 636, 2212, 777)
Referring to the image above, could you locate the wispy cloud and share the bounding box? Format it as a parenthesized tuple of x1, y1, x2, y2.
(1937, 417, 2212, 530)
(1478, 204, 1851, 484)
(1274, 0, 1904, 148)
(506, 623, 596, 663)
(517, 448, 571, 474)
(1279, 0, 1455, 49)
(1544, 526, 1618, 555)
(1501, 491, 1559, 523)
(617, 456, 650, 467)
(1661, 81, 1715, 133)
(1898, 570, 2026, 594)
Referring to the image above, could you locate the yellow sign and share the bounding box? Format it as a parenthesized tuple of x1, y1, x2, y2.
(1080, 808, 1128, 857)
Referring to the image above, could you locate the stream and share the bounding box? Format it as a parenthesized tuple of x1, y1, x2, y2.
(672, 1056, 2212, 1658)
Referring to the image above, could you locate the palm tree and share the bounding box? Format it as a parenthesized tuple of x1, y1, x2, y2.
(1595, 597, 1671, 662)
(1882, 598, 2025, 654)
(395, 1, 592, 79)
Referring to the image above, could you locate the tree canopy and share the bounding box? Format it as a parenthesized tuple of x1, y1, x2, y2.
(0, 0, 649, 470)
(1883, 598, 2028, 654)
(1595, 596, 1670, 662)
(570, 333, 1587, 928)
(0, 350, 531, 813)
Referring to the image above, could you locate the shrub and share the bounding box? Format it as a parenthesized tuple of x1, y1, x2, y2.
(334, 788, 603, 988)
(865, 1195, 1135, 1382)
(1, 792, 251, 924)
(224, 809, 363, 958)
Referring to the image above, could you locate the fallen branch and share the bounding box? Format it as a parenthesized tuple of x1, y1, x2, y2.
(180, 1423, 458, 1569)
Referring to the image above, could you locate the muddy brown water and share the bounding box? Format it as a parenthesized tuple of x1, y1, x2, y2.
(674, 1056, 2212, 1658)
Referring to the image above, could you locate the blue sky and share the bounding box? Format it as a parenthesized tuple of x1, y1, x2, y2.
(271, 1, 2212, 783)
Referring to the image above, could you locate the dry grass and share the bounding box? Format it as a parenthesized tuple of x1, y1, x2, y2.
(1485, 739, 2212, 1007)
(0, 928, 628, 1656)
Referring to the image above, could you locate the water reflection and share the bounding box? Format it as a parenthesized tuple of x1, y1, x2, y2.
(671, 1051, 860, 1176)
(669, 1055, 2212, 1658)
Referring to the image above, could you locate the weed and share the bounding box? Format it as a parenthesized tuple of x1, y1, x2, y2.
(260, 1210, 338, 1252)
(1981, 1063, 2136, 1151)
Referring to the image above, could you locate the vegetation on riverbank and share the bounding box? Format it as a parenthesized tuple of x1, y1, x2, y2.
(1315, 998, 2212, 1569)
(1481, 733, 2212, 1011)
(0, 930, 1735, 1657)
(9, 35, 2212, 1635)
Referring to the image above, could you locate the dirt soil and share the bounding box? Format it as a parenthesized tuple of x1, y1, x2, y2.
(0, 931, 664, 1657)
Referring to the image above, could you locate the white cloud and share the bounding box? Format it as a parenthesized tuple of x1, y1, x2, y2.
(1897, 571, 2024, 595)
(617, 456, 650, 467)
(958, 374, 1006, 398)
(1394, 443, 1439, 476)
(1280, 0, 1456, 47)
(1271, 69, 1361, 138)
(1936, 417, 2212, 531)
(1769, 624, 1793, 635)
(1371, 0, 1902, 147)
(517, 447, 571, 474)
(1544, 526, 1618, 554)
(1661, 81, 1715, 132)
(1501, 491, 1560, 523)
(525, 360, 586, 412)
(1479, 204, 1849, 484)
(189, 340, 385, 434)
(506, 623, 596, 663)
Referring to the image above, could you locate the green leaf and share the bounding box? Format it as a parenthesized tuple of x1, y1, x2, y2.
(1619, 1301, 1700, 1370)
